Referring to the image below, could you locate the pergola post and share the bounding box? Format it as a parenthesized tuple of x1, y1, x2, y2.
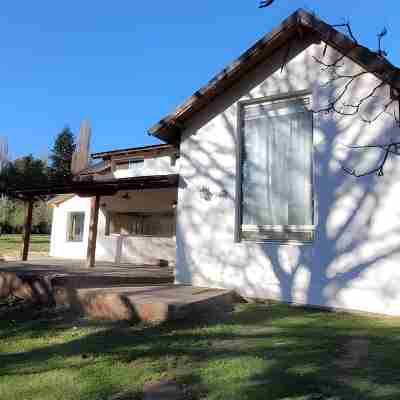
(85, 195, 100, 268)
(21, 198, 34, 261)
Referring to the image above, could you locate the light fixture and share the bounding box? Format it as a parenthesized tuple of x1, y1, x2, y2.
(122, 192, 131, 200)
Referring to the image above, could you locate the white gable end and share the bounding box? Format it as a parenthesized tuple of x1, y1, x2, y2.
(175, 35, 400, 315)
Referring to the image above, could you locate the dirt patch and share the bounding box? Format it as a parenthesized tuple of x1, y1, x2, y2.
(143, 380, 184, 400)
(0, 294, 69, 324)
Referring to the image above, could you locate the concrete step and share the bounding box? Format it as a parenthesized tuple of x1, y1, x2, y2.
(54, 285, 234, 323)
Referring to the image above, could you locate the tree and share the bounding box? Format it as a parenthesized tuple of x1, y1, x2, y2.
(49, 127, 76, 182)
(0, 155, 48, 189)
(32, 201, 52, 234)
(0, 156, 52, 233)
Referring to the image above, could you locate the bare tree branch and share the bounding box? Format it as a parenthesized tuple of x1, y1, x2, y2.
(257, 3, 399, 178)
(259, 0, 275, 8)
(341, 143, 395, 177)
(377, 27, 388, 56)
(332, 22, 358, 44)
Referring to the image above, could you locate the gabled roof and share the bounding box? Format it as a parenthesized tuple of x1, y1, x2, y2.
(148, 8, 400, 143)
(74, 144, 178, 178)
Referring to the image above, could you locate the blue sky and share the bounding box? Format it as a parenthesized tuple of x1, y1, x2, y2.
(1, 0, 398, 159)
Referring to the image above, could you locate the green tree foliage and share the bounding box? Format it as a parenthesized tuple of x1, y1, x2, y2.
(0, 126, 76, 234)
(0, 155, 49, 189)
(0, 197, 51, 234)
(49, 127, 76, 182)
(0, 155, 51, 234)
(0, 198, 23, 233)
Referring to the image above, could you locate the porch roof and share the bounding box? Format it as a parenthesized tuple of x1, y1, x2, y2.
(6, 174, 179, 200)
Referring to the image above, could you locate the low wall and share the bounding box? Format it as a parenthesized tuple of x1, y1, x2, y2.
(0, 272, 53, 304)
(96, 236, 176, 265)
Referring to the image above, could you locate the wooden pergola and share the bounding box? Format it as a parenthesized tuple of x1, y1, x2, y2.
(6, 174, 179, 268)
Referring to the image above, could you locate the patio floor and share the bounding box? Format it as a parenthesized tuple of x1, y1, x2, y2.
(0, 257, 174, 280)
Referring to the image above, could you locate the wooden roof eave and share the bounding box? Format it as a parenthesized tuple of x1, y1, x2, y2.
(91, 144, 177, 160)
(148, 9, 400, 143)
(148, 15, 301, 142)
(7, 174, 179, 200)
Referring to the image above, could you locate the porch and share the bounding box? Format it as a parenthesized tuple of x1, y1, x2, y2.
(0, 257, 174, 282)
(50, 187, 177, 266)
(7, 174, 179, 268)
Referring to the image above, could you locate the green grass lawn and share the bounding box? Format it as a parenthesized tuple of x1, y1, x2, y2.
(1, 302, 400, 400)
(0, 234, 50, 256)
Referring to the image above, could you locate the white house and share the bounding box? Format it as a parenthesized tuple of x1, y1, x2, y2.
(47, 9, 400, 316)
(49, 144, 179, 266)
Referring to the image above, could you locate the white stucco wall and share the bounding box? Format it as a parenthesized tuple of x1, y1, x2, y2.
(50, 196, 92, 260)
(50, 188, 177, 265)
(175, 35, 400, 315)
(113, 155, 178, 179)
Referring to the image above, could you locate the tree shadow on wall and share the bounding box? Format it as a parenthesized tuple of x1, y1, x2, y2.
(175, 35, 400, 313)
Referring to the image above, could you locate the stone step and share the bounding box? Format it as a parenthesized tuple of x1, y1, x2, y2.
(0, 272, 53, 304)
(54, 285, 234, 322)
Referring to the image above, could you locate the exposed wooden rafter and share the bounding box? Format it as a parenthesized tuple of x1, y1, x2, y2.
(6, 174, 179, 201)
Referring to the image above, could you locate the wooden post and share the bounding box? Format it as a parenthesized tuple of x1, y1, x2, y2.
(21, 198, 34, 261)
(85, 195, 100, 268)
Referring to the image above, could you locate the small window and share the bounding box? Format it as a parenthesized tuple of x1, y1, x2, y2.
(115, 159, 145, 173)
(128, 159, 144, 172)
(67, 212, 85, 242)
(237, 94, 314, 243)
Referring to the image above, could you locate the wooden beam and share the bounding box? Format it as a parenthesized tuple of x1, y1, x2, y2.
(8, 174, 179, 198)
(85, 195, 100, 268)
(21, 199, 34, 261)
(77, 190, 117, 198)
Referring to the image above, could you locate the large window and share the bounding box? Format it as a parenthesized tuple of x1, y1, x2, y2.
(237, 94, 314, 242)
(67, 212, 85, 242)
(105, 212, 175, 238)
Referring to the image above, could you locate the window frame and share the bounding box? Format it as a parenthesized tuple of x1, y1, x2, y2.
(105, 211, 176, 238)
(235, 90, 315, 244)
(66, 212, 85, 242)
(128, 158, 144, 171)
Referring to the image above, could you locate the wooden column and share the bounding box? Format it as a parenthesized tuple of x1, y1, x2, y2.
(21, 198, 34, 261)
(85, 195, 100, 268)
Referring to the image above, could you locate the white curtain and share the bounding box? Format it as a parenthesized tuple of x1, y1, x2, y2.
(242, 98, 313, 227)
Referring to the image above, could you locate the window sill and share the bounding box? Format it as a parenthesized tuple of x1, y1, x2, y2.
(239, 238, 314, 246)
(239, 226, 315, 244)
(105, 234, 175, 239)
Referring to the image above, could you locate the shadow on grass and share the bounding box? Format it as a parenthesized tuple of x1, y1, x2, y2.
(1, 303, 400, 399)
